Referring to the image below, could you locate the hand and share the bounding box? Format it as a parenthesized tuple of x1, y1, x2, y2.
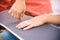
(16, 14, 48, 30)
(9, 0, 25, 20)
(0, 29, 6, 32)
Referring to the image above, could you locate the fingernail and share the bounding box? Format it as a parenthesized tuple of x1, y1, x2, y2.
(16, 25, 19, 28)
(16, 26, 18, 28)
(23, 28, 27, 30)
(8, 10, 11, 14)
(17, 27, 20, 29)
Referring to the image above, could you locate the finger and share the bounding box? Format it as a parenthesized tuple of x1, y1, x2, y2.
(10, 10, 18, 19)
(20, 10, 24, 17)
(9, 8, 12, 14)
(8, 10, 11, 14)
(16, 21, 30, 29)
(9, 10, 11, 14)
(11, 10, 16, 17)
(13, 10, 22, 20)
(16, 10, 24, 20)
(16, 23, 29, 29)
(16, 11, 21, 20)
(13, 10, 18, 18)
(10, 10, 14, 16)
(23, 24, 34, 30)
(9, 9, 14, 16)
(8, 5, 14, 14)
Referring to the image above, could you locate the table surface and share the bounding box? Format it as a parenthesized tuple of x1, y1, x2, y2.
(0, 1, 60, 40)
(0, 10, 59, 40)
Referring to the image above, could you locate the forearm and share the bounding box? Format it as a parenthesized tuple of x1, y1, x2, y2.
(46, 14, 60, 25)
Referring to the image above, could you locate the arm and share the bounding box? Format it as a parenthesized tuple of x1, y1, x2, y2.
(46, 14, 60, 25)
(16, 14, 60, 30)
(9, 0, 25, 20)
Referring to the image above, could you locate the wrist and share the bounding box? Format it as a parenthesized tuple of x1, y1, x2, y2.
(40, 14, 49, 23)
(15, 0, 25, 4)
(16, 0, 25, 2)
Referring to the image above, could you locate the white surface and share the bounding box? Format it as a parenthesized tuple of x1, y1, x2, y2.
(50, 0, 60, 15)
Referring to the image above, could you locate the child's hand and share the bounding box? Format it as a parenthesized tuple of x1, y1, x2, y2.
(0, 29, 6, 32)
(9, 0, 25, 20)
(16, 14, 48, 30)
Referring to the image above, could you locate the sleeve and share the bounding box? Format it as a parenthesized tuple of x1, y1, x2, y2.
(51, 0, 60, 15)
(0, 0, 15, 12)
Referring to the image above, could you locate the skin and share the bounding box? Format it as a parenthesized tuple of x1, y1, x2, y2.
(9, 0, 60, 30)
(0, 29, 6, 32)
(16, 14, 60, 30)
(0, 29, 6, 40)
(9, 0, 25, 20)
